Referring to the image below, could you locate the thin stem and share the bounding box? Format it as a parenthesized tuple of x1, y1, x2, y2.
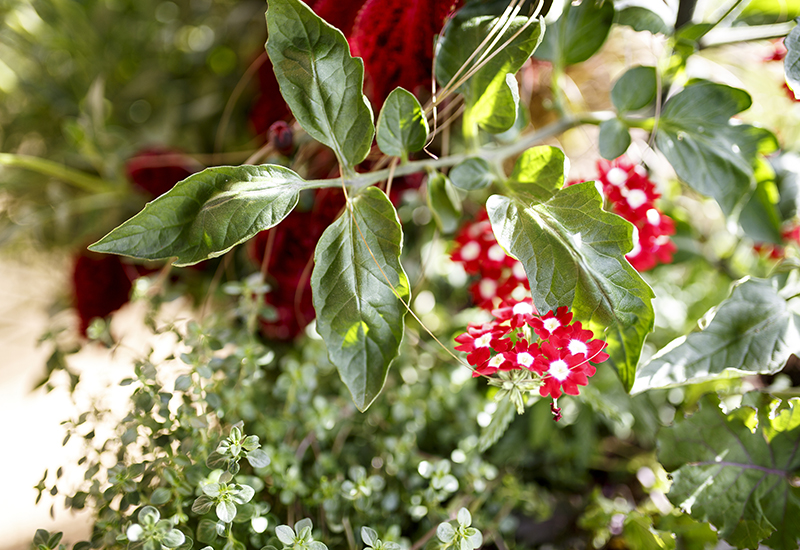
(701, 21, 796, 48)
(214, 52, 268, 158)
(0, 153, 112, 193)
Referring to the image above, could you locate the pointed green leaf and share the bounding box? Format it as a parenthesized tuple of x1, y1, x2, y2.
(266, 0, 374, 169)
(311, 187, 410, 411)
(435, 10, 543, 134)
(598, 118, 632, 160)
(89, 165, 310, 266)
(478, 397, 516, 452)
(632, 278, 800, 393)
(786, 23, 800, 100)
(535, 0, 615, 66)
(616, 0, 672, 34)
(427, 171, 462, 234)
(361, 527, 378, 547)
(449, 157, 496, 191)
(611, 66, 657, 113)
(487, 146, 654, 390)
(376, 88, 428, 159)
(658, 394, 800, 550)
(655, 80, 778, 215)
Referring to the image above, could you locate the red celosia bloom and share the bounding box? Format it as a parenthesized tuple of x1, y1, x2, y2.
(72, 252, 137, 336)
(529, 306, 573, 340)
(350, 0, 461, 107)
(125, 147, 196, 197)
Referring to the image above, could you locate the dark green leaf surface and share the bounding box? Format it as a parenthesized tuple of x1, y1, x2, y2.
(656, 81, 778, 215)
(599, 118, 631, 160)
(449, 157, 496, 191)
(376, 87, 428, 159)
(311, 187, 409, 411)
(616, 0, 672, 34)
(427, 171, 462, 234)
(611, 65, 657, 113)
(785, 23, 800, 100)
(536, 0, 615, 66)
(658, 394, 800, 550)
(266, 0, 374, 169)
(632, 278, 800, 393)
(487, 146, 654, 390)
(739, 159, 783, 244)
(478, 398, 516, 452)
(435, 11, 543, 134)
(90, 165, 309, 266)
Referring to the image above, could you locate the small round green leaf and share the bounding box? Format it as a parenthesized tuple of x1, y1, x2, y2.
(275, 525, 296, 545)
(449, 158, 496, 191)
(611, 66, 657, 113)
(376, 88, 428, 158)
(598, 118, 632, 160)
(150, 488, 171, 506)
(361, 527, 378, 547)
(161, 529, 186, 548)
(437, 522, 456, 544)
(457, 508, 471, 527)
(427, 171, 462, 234)
(246, 449, 270, 468)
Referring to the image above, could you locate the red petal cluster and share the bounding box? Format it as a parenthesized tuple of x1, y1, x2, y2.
(125, 147, 196, 197)
(754, 223, 800, 259)
(249, 188, 346, 340)
(72, 252, 137, 336)
(449, 210, 530, 309)
(454, 301, 609, 397)
(593, 158, 676, 271)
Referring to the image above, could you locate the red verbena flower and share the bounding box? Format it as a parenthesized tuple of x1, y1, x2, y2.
(529, 306, 573, 340)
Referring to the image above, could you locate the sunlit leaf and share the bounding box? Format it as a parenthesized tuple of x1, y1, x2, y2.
(376, 87, 428, 160)
(599, 118, 631, 160)
(311, 187, 409, 411)
(535, 0, 615, 66)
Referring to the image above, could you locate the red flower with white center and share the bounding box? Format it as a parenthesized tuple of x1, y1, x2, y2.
(551, 321, 610, 365)
(533, 342, 590, 399)
(492, 297, 537, 329)
(529, 306, 573, 340)
(454, 322, 512, 368)
(473, 351, 513, 377)
(503, 339, 541, 372)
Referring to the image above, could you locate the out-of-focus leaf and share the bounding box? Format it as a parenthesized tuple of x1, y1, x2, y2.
(536, 0, 615, 66)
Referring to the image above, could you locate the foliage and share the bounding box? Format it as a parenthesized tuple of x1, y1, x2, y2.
(3, 0, 800, 549)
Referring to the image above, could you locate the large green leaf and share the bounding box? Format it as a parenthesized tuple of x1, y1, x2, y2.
(632, 278, 800, 393)
(311, 187, 410, 411)
(611, 65, 657, 113)
(535, 0, 615, 66)
(785, 23, 800, 101)
(435, 9, 543, 134)
(655, 80, 777, 216)
(487, 146, 654, 391)
(266, 0, 374, 169)
(376, 87, 428, 160)
(89, 165, 310, 266)
(598, 118, 631, 160)
(658, 394, 800, 550)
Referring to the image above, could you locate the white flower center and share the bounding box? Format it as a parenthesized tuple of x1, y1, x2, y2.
(606, 167, 628, 186)
(548, 359, 570, 381)
(512, 262, 526, 280)
(487, 244, 506, 262)
(475, 333, 492, 348)
(629, 226, 641, 256)
(460, 241, 481, 261)
(488, 354, 505, 368)
(512, 302, 533, 316)
(568, 339, 588, 356)
(517, 352, 534, 368)
(626, 189, 648, 209)
(479, 279, 497, 299)
(543, 318, 561, 332)
(646, 208, 661, 225)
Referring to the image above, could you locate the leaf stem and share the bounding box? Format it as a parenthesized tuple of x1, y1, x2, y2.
(0, 153, 112, 193)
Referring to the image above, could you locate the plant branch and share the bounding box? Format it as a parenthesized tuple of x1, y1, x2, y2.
(700, 21, 796, 48)
(0, 153, 112, 193)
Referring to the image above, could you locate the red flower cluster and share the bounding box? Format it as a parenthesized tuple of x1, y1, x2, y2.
(249, 188, 346, 340)
(455, 301, 609, 403)
(450, 210, 529, 309)
(593, 158, 676, 271)
(72, 252, 138, 336)
(125, 147, 196, 198)
(754, 223, 800, 259)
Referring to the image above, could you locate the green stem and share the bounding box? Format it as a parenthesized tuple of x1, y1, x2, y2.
(700, 21, 796, 48)
(0, 153, 112, 193)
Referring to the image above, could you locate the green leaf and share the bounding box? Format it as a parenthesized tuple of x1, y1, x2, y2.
(150, 487, 171, 505)
(658, 394, 800, 550)
(266, 0, 374, 169)
(427, 171, 462, 234)
(611, 65, 657, 113)
(161, 530, 186, 548)
(631, 278, 800, 393)
(478, 398, 516, 452)
(311, 187, 410, 411)
(361, 527, 378, 547)
(275, 525, 296, 546)
(598, 118, 631, 160)
(196, 520, 218, 544)
(616, 0, 673, 34)
(435, 9, 544, 134)
(246, 449, 271, 468)
(89, 165, 310, 266)
(738, 0, 800, 24)
(376, 88, 428, 159)
(536, 0, 615, 66)
(216, 501, 236, 523)
(487, 146, 654, 390)
(786, 23, 800, 101)
(655, 80, 778, 216)
(437, 522, 456, 544)
(739, 158, 783, 244)
(449, 157, 496, 191)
